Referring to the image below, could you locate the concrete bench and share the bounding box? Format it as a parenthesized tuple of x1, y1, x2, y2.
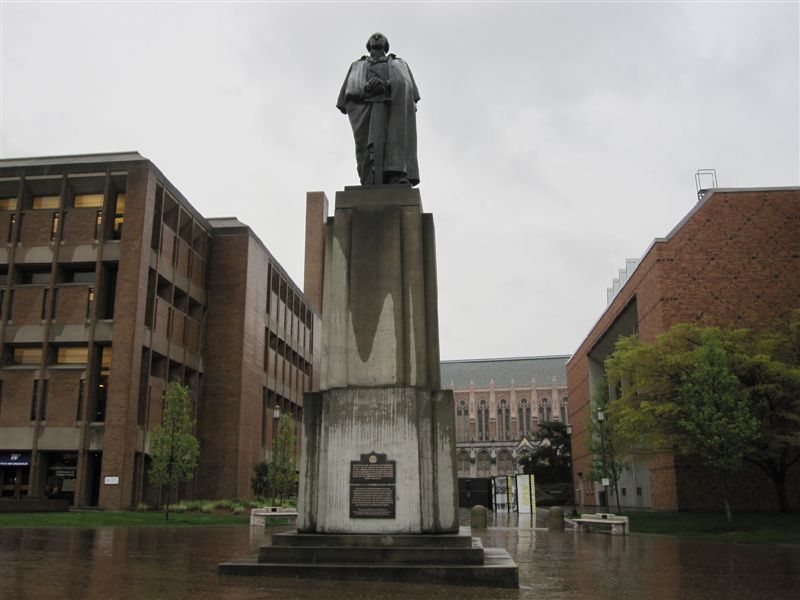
(250, 507, 299, 527)
(573, 512, 629, 535)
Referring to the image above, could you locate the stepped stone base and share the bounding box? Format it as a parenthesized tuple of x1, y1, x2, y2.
(218, 527, 519, 588)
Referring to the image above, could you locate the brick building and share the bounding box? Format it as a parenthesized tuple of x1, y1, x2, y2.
(441, 356, 569, 482)
(0, 152, 319, 509)
(567, 187, 800, 511)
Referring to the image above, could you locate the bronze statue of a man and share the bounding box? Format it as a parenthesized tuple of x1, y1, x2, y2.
(337, 33, 420, 186)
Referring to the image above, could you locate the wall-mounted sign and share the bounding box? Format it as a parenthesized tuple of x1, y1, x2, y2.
(349, 451, 395, 518)
(104, 476, 120, 485)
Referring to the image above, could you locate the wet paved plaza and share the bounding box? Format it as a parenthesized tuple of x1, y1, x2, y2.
(2, 510, 799, 599)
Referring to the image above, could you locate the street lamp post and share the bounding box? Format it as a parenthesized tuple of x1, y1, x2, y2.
(566, 424, 577, 517)
(271, 405, 281, 507)
(597, 410, 608, 511)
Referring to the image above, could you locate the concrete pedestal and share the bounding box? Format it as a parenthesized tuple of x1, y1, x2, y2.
(221, 186, 518, 587)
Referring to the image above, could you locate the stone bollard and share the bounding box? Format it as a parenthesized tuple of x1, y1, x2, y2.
(548, 506, 565, 531)
(470, 505, 488, 529)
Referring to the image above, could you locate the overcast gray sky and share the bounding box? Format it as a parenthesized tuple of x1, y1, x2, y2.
(1, 1, 798, 360)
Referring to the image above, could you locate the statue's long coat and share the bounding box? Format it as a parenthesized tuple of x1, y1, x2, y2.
(337, 55, 420, 185)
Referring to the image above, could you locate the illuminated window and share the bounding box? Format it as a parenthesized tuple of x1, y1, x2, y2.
(0, 198, 17, 211)
(94, 211, 102, 240)
(50, 213, 60, 241)
(57, 346, 89, 364)
(101, 347, 112, 369)
(33, 196, 60, 210)
(13, 347, 42, 365)
(112, 193, 125, 239)
(74, 194, 103, 208)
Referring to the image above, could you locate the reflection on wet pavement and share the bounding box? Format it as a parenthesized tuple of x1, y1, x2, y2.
(1, 509, 798, 599)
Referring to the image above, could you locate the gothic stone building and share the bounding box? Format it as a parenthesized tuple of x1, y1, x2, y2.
(442, 356, 569, 481)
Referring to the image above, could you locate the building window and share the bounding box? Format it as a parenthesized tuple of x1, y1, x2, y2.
(476, 451, 491, 477)
(86, 287, 94, 319)
(30, 380, 38, 420)
(76, 379, 85, 421)
(477, 399, 489, 442)
(50, 213, 59, 242)
(57, 346, 88, 364)
(518, 398, 530, 437)
(539, 398, 552, 423)
(13, 347, 42, 365)
(497, 450, 512, 475)
(0, 198, 17, 211)
(457, 451, 470, 476)
(40, 380, 48, 420)
(40, 289, 49, 321)
(21, 269, 50, 285)
(560, 398, 568, 424)
(94, 211, 102, 240)
(74, 194, 103, 209)
(498, 398, 510, 441)
(261, 387, 268, 447)
(33, 196, 59, 210)
(456, 399, 469, 441)
(112, 193, 124, 239)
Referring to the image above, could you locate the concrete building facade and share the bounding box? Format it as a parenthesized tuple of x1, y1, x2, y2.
(441, 356, 569, 481)
(0, 153, 319, 509)
(567, 187, 800, 512)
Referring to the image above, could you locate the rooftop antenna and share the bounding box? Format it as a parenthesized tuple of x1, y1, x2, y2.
(695, 169, 717, 202)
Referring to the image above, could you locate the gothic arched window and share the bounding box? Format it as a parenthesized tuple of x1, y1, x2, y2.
(497, 450, 513, 475)
(518, 398, 530, 437)
(539, 398, 552, 423)
(477, 399, 489, 441)
(456, 399, 470, 441)
(476, 451, 491, 477)
(498, 398, 510, 441)
(457, 451, 470, 476)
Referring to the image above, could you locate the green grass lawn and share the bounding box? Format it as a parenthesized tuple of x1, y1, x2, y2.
(0, 510, 250, 529)
(622, 511, 800, 545)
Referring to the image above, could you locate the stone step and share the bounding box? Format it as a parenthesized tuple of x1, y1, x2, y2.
(218, 547, 519, 588)
(258, 537, 485, 565)
(271, 526, 473, 549)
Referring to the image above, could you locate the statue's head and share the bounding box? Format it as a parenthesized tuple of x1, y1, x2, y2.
(366, 32, 389, 53)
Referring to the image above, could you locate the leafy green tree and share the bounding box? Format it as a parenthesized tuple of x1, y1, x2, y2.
(518, 421, 572, 483)
(734, 310, 800, 512)
(606, 325, 760, 523)
(269, 413, 298, 505)
(148, 382, 200, 520)
(251, 462, 270, 498)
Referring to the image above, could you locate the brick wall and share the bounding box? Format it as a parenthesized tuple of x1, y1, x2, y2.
(0, 370, 37, 426)
(568, 188, 800, 511)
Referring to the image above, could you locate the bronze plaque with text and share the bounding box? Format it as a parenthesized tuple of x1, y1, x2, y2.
(349, 452, 396, 518)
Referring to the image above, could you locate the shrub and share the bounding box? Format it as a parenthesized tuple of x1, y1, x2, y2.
(135, 502, 150, 513)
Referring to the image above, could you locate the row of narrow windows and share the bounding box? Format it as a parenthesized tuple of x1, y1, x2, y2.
(457, 451, 514, 476)
(0, 347, 111, 422)
(456, 398, 568, 441)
